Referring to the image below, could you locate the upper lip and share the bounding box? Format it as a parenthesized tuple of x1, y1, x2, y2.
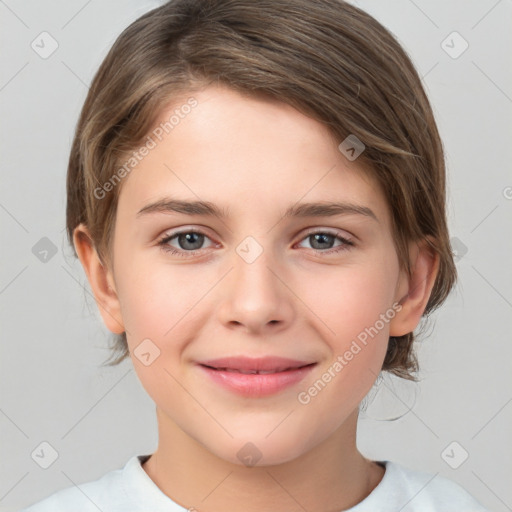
(198, 356, 316, 373)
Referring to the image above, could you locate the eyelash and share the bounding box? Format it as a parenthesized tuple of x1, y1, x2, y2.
(157, 229, 355, 258)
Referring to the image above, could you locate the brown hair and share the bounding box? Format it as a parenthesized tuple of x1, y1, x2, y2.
(66, 0, 456, 380)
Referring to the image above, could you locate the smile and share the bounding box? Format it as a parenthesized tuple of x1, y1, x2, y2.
(197, 358, 317, 397)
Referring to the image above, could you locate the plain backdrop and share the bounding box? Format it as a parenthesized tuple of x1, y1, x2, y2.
(1, 1, 511, 511)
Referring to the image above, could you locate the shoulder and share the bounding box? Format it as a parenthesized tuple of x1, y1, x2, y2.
(379, 460, 490, 512)
(18, 460, 129, 512)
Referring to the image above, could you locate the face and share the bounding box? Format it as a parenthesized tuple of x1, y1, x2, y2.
(107, 85, 405, 466)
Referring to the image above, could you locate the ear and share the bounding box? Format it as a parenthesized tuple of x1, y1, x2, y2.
(389, 239, 440, 337)
(73, 223, 125, 334)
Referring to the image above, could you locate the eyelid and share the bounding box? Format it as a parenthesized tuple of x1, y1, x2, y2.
(158, 226, 354, 244)
(300, 226, 354, 241)
(157, 227, 217, 246)
(294, 228, 355, 254)
(157, 225, 356, 259)
(158, 223, 215, 237)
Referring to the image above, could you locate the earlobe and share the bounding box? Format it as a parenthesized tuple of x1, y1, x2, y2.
(389, 240, 440, 337)
(73, 224, 125, 335)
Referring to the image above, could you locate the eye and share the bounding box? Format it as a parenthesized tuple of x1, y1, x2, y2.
(157, 229, 215, 257)
(296, 230, 354, 255)
(157, 228, 355, 258)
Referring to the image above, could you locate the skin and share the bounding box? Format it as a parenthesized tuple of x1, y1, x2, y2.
(74, 84, 439, 512)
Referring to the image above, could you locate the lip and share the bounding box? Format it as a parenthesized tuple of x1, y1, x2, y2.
(199, 356, 315, 372)
(197, 356, 317, 397)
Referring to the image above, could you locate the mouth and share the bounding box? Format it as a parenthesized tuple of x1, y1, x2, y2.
(197, 357, 317, 397)
(199, 363, 316, 374)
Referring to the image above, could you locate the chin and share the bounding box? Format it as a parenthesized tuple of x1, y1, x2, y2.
(203, 428, 315, 468)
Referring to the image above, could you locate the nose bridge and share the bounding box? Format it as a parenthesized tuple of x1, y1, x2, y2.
(217, 234, 294, 332)
(233, 234, 279, 302)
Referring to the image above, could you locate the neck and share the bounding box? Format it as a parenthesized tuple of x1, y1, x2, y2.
(142, 408, 385, 512)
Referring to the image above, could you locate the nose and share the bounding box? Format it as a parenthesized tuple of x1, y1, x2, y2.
(216, 243, 295, 335)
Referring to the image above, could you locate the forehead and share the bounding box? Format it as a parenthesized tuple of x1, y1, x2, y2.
(116, 85, 389, 226)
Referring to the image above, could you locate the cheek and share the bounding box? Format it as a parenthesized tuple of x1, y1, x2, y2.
(113, 256, 207, 411)
(115, 252, 210, 340)
(301, 255, 399, 345)
(296, 255, 398, 405)
(114, 254, 220, 402)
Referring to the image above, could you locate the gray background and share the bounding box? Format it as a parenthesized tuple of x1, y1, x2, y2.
(1, 1, 511, 511)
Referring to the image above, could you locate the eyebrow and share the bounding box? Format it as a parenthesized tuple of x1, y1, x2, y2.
(136, 198, 378, 222)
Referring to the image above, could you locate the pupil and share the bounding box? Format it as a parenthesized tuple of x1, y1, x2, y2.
(179, 232, 203, 250)
(312, 233, 333, 249)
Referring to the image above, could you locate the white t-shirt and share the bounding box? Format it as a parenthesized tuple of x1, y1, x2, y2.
(20, 454, 490, 512)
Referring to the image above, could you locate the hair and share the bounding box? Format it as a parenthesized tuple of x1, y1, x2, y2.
(66, 0, 456, 380)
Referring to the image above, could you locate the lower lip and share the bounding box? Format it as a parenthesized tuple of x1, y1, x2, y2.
(197, 364, 316, 397)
